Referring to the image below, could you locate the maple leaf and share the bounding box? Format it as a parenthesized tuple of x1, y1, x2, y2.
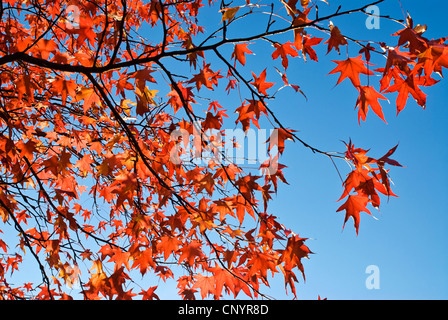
(359, 43, 375, 62)
(207, 264, 237, 299)
(202, 111, 224, 131)
(76, 87, 102, 112)
(115, 77, 134, 98)
(131, 68, 156, 90)
(339, 168, 371, 201)
(393, 26, 428, 54)
(329, 55, 374, 87)
(355, 86, 388, 124)
(155, 265, 174, 282)
(15, 74, 36, 102)
(384, 75, 427, 114)
(36, 39, 57, 60)
(157, 235, 181, 260)
(188, 62, 223, 91)
(325, 24, 348, 54)
(382, 47, 414, 78)
(336, 194, 371, 235)
(278, 235, 310, 290)
(179, 240, 204, 266)
(166, 82, 196, 114)
(416, 43, 448, 78)
(343, 140, 374, 171)
(271, 41, 299, 69)
(377, 144, 403, 168)
(132, 249, 156, 275)
(75, 154, 94, 176)
(302, 35, 323, 62)
(135, 86, 159, 116)
(250, 69, 275, 96)
(192, 274, 215, 299)
(266, 127, 296, 155)
(232, 43, 253, 66)
(0, 239, 8, 253)
(234, 99, 268, 131)
(247, 251, 278, 280)
(140, 286, 160, 300)
(51, 77, 78, 106)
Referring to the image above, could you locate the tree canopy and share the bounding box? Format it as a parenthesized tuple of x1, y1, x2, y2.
(0, 0, 447, 300)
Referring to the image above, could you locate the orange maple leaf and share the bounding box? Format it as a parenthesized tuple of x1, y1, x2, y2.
(302, 35, 323, 62)
(355, 85, 388, 124)
(266, 127, 296, 155)
(336, 194, 371, 235)
(232, 43, 253, 66)
(179, 240, 204, 266)
(384, 75, 427, 114)
(250, 69, 274, 96)
(192, 274, 215, 299)
(52, 77, 78, 106)
(271, 41, 299, 69)
(329, 55, 374, 87)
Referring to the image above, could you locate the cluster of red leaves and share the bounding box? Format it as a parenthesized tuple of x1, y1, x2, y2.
(329, 16, 448, 124)
(327, 16, 447, 232)
(337, 142, 402, 234)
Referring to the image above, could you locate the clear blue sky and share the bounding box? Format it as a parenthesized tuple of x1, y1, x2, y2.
(246, 0, 448, 300)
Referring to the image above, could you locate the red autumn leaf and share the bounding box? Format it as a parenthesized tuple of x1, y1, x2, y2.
(355, 85, 388, 124)
(250, 69, 275, 95)
(343, 139, 374, 170)
(131, 249, 156, 275)
(247, 251, 278, 280)
(36, 39, 57, 60)
(207, 264, 237, 299)
(75, 87, 102, 112)
(266, 127, 296, 155)
(382, 47, 414, 78)
(375, 144, 403, 196)
(329, 55, 374, 87)
(271, 41, 299, 69)
(220, 6, 240, 22)
(157, 235, 181, 260)
(302, 35, 323, 62)
(415, 43, 448, 78)
(359, 43, 375, 62)
(140, 286, 160, 300)
(231, 43, 253, 66)
(188, 62, 223, 90)
(377, 144, 403, 168)
(178, 240, 204, 266)
(51, 77, 78, 105)
(336, 194, 371, 234)
(393, 25, 428, 54)
(339, 168, 371, 200)
(325, 24, 348, 54)
(192, 274, 215, 299)
(384, 75, 427, 114)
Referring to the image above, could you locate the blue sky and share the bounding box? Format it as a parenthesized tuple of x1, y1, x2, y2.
(245, 0, 448, 300)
